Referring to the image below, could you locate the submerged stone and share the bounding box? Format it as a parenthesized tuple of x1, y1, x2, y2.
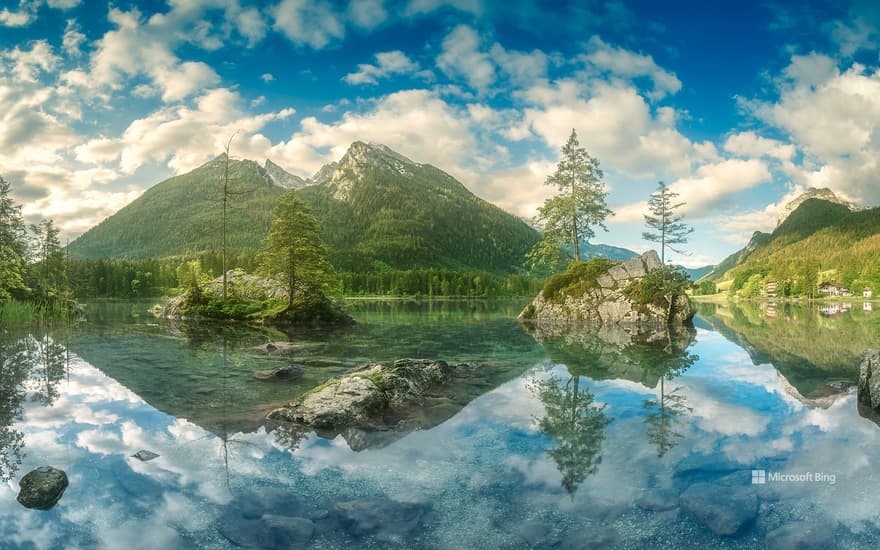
(268, 359, 475, 431)
(17, 466, 68, 510)
(679, 482, 757, 536)
(254, 363, 305, 380)
(765, 520, 835, 550)
(131, 450, 160, 462)
(334, 497, 430, 541)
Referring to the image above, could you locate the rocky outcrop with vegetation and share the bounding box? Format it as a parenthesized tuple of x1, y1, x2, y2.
(268, 359, 476, 431)
(519, 251, 695, 326)
(164, 269, 353, 326)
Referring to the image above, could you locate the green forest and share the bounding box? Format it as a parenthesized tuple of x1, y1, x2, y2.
(711, 199, 880, 299)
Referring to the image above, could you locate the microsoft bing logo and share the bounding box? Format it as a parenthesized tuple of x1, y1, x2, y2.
(751, 469, 766, 484)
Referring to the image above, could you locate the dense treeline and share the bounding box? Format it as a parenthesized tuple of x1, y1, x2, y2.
(67, 252, 260, 298)
(66, 256, 543, 299)
(338, 269, 542, 298)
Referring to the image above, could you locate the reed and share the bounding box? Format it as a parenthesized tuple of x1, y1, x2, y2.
(0, 300, 73, 326)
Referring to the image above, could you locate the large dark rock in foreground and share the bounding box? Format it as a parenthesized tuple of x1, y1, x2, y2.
(858, 349, 880, 409)
(268, 359, 476, 431)
(17, 466, 68, 510)
(519, 251, 695, 326)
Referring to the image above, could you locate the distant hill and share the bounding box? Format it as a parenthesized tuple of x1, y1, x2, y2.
(681, 265, 713, 281)
(68, 142, 541, 274)
(68, 156, 284, 259)
(709, 194, 880, 293)
(578, 242, 638, 261)
(702, 188, 855, 283)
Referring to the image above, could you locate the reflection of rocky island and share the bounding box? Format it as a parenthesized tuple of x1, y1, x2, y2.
(525, 322, 698, 388)
(525, 321, 698, 486)
(697, 301, 876, 398)
(65, 304, 543, 449)
(519, 251, 695, 326)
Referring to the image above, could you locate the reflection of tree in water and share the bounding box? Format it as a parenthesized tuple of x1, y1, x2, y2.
(525, 322, 699, 465)
(0, 336, 35, 481)
(631, 333, 698, 458)
(27, 331, 69, 406)
(530, 374, 611, 496)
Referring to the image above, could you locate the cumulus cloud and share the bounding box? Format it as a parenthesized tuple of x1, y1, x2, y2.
(436, 25, 496, 93)
(743, 54, 880, 206)
(521, 79, 710, 180)
(347, 0, 387, 29)
(405, 0, 483, 16)
(343, 50, 424, 85)
(581, 36, 682, 100)
(271, 0, 344, 49)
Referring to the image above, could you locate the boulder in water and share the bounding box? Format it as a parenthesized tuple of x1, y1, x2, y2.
(17, 466, 68, 510)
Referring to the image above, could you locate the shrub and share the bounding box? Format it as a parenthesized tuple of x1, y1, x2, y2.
(542, 258, 616, 303)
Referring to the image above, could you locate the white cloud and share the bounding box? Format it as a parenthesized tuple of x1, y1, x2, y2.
(582, 36, 681, 100)
(344, 50, 423, 85)
(61, 19, 86, 57)
(271, 0, 344, 49)
(0, 7, 32, 27)
(347, 0, 387, 29)
(723, 131, 795, 161)
(521, 80, 707, 180)
(231, 5, 267, 46)
(261, 72, 274, 82)
(436, 25, 496, 93)
(84, 8, 221, 102)
(744, 55, 880, 206)
(2, 40, 60, 83)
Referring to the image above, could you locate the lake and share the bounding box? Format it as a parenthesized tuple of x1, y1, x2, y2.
(1, 299, 879, 548)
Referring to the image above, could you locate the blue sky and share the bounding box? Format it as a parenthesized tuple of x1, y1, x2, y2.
(2, 0, 880, 266)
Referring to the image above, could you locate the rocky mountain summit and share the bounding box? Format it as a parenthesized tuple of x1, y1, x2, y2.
(519, 250, 695, 326)
(777, 187, 853, 226)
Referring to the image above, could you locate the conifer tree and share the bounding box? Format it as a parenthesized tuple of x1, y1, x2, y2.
(643, 181, 693, 264)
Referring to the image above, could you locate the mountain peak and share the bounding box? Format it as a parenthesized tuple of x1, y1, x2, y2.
(321, 141, 421, 200)
(264, 159, 308, 189)
(777, 188, 852, 226)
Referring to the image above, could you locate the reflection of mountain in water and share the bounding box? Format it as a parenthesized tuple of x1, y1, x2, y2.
(64, 301, 543, 448)
(696, 301, 876, 397)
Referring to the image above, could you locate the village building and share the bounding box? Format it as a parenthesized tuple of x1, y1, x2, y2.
(865, 287, 874, 298)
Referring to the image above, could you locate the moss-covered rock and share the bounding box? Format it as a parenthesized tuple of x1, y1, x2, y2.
(519, 251, 694, 326)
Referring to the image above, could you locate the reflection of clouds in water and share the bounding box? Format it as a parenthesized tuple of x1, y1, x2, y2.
(4, 325, 880, 546)
(0, 354, 240, 549)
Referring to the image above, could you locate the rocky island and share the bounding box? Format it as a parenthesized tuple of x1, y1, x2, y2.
(519, 250, 695, 326)
(164, 269, 353, 326)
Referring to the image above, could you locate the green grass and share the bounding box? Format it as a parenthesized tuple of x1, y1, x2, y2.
(541, 258, 617, 303)
(0, 300, 74, 325)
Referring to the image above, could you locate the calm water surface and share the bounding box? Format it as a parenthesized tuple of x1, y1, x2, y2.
(1, 299, 880, 548)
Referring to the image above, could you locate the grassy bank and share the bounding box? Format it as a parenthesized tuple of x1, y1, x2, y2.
(0, 300, 76, 326)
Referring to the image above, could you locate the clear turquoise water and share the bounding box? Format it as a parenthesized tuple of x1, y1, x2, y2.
(1, 299, 879, 549)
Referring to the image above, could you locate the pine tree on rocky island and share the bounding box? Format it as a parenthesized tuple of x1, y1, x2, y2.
(258, 192, 333, 309)
(642, 181, 693, 265)
(528, 129, 612, 271)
